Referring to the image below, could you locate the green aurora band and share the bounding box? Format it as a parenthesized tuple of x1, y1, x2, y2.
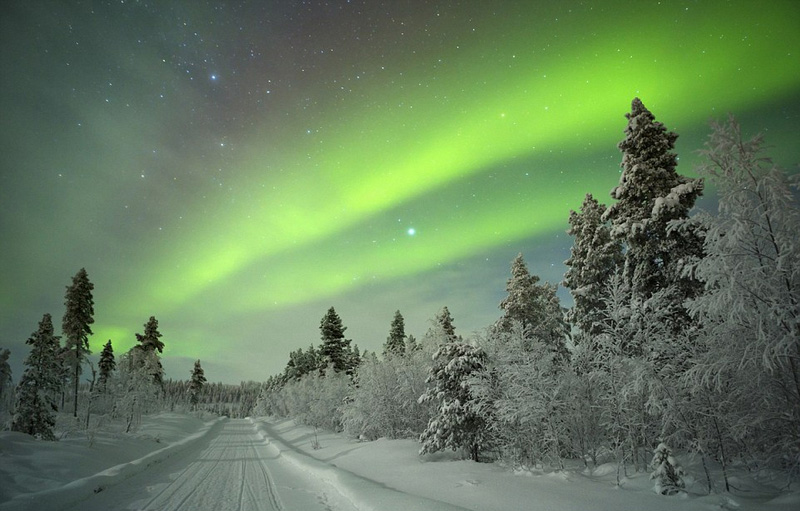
(72, 2, 799, 360)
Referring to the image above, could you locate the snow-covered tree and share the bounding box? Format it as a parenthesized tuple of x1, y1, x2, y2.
(650, 443, 685, 495)
(424, 306, 459, 347)
(604, 98, 704, 300)
(343, 347, 434, 440)
(189, 360, 207, 409)
(419, 341, 489, 461)
(561, 342, 606, 468)
(12, 314, 62, 440)
(472, 322, 567, 468)
(563, 194, 623, 337)
(591, 274, 662, 476)
(685, 116, 800, 468)
(62, 268, 94, 417)
(285, 344, 320, 380)
(136, 316, 164, 353)
(384, 310, 407, 356)
(405, 334, 420, 352)
(115, 347, 163, 432)
(97, 340, 115, 391)
(319, 307, 353, 373)
(134, 316, 165, 387)
(497, 254, 568, 361)
(271, 367, 352, 431)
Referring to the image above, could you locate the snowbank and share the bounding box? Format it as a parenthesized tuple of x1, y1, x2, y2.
(0, 413, 224, 511)
(250, 418, 468, 510)
(251, 417, 800, 511)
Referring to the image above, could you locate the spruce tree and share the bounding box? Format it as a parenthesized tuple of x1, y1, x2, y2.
(497, 254, 568, 361)
(419, 341, 489, 461)
(319, 307, 351, 373)
(97, 340, 115, 391)
(62, 268, 94, 417)
(12, 314, 62, 440)
(384, 310, 407, 356)
(189, 360, 206, 409)
(563, 194, 623, 337)
(650, 443, 685, 495)
(603, 98, 704, 299)
(134, 316, 165, 387)
(434, 306, 458, 343)
(136, 316, 164, 353)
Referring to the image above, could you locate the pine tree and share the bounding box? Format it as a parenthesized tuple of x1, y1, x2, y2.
(563, 195, 623, 337)
(285, 346, 317, 380)
(603, 98, 704, 299)
(497, 254, 568, 361)
(134, 316, 165, 387)
(425, 306, 459, 346)
(384, 310, 407, 356)
(419, 341, 489, 461)
(189, 360, 207, 409)
(347, 343, 362, 375)
(97, 340, 115, 391)
(62, 268, 95, 417)
(319, 307, 352, 373)
(136, 316, 164, 353)
(12, 314, 62, 440)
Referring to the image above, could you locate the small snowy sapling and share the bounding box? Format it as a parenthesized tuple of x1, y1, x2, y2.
(650, 443, 685, 495)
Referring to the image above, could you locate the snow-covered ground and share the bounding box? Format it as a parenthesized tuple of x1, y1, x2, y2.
(1, 413, 797, 511)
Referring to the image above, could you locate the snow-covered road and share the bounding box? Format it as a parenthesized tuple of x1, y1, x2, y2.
(65, 419, 358, 511)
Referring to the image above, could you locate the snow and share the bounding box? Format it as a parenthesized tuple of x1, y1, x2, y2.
(0, 413, 797, 511)
(0, 412, 223, 510)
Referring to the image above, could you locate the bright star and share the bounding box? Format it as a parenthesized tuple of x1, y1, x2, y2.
(407, 228, 416, 236)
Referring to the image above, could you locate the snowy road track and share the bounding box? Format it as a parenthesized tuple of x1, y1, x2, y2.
(64, 419, 358, 511)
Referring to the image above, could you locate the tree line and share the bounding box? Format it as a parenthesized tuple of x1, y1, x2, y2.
(255, 99, 800, 494)
(0, 269, 219, 437)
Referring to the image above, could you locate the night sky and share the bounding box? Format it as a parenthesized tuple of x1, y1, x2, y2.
(2, 1, 799, 383)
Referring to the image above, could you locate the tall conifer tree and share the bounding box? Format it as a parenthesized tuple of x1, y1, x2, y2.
(13, 314, 62, 439)
(563, 194, 623, 337)
(136, 316, 164, 353)
(434, 306, 458, 343)
(498, 254, 568, 360)
(189, 360, 207, 409)
(603, 98, 704, 299)
(134, 316, 165, 387)
(319, 307, 352, 373)
(62, 268, 94, 417)
(384, 310, 407, 356)
(97, 340, 116, 391)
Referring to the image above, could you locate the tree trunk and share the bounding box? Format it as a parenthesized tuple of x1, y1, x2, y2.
(73, 365, 79, 418)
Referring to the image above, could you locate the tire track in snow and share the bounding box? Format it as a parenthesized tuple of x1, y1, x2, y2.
(61, 419, 359, 511)
(248, 438, 284, 510)
(140, 424, 236, 510)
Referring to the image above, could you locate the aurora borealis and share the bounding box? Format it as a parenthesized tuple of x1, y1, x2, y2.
(2, 1, 799, 382)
